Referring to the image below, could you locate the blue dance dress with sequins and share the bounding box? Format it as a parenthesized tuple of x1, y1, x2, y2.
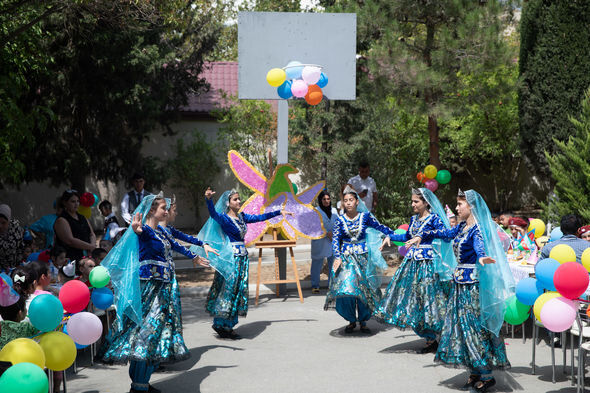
(205, 198, 281, 330)
(325, 212, 395, 324)
(375, 213, 451, 340)
(420, 222, 510, 372)
(102, 225, 197, 365)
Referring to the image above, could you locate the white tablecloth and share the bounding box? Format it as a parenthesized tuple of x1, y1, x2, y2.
(508, 262, 535, 283)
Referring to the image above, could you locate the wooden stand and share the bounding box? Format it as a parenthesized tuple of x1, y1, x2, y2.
(255, 230, 304, 305)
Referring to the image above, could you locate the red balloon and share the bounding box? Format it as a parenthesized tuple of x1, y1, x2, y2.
(80, 192, 95, 207)
(398, 224, 409, 231)
(59, 280, 90, 313)
(554, 261, 589, 299)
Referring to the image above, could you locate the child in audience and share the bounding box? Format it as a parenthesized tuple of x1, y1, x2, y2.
(76, 257, 95, 287)
(99, 239, 113, 252)
(11, 265, 36, 299)
(91, 248, 108, 265)
(0, 296, 38, 350)
(26, 261, 52, 306)
(99, 200, 124, 243)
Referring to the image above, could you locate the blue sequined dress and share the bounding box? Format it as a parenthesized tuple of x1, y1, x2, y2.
(102, 225, 197, 363)
(375, 213, 450, 340)
(324, 212, 395, 323)
(205, 199, 281, 329)
(420, 222, 510, 371)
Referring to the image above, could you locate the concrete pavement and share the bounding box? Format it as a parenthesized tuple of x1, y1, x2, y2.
(67, 291, 579, 393)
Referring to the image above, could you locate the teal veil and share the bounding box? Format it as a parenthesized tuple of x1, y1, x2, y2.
(420, 188, 457, 281)
(102, 193, 160, 325)
(190, 191, 236, 283)
(353, 193, 387, 292)
(466, 190, 516, 336)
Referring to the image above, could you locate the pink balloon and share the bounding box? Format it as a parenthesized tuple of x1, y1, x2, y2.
(302, 66, 321, 85)
(398, 246, 408, 257)
(66, 312, 102, 345)
(554, 261, 589, 299)
(291, 80, 308, 98)
(540, 297, 577, 332)
(424, 179, 438, 192)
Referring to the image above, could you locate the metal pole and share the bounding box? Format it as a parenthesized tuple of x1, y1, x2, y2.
(276, 99, 288, 295)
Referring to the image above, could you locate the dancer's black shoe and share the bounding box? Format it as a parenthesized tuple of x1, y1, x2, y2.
(212, 325, 230, 339)
(148, 385, 162, 393)
(461, 374, 480, 391)
(419, 340, 438, 354)
(226, 330, 242, 340)
(344, 322, 356, 334)
(470, 377, 496, 393)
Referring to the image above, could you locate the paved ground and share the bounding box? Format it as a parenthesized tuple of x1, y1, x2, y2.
(67, 290, 581, 393)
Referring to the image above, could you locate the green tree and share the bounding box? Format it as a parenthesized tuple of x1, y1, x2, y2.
(543, 88, 590, 223)
(0, 0, 221, 189)
(519, 0, 590, 177)
(167, 131, 220, 222)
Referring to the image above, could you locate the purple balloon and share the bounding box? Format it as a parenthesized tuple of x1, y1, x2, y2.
(425, 179, 439, 192)
(398, 246, 408, 257)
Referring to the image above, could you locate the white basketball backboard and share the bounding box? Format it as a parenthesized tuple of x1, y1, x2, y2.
(238, 12, 356, 100)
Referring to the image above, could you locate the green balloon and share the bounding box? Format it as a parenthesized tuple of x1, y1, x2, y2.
(504, 295, 530, 325)
(89, 266, 110, 288)
(0, 362, 48, 393)
(392, 228, 407, 247)
(435, 169, 451, 185)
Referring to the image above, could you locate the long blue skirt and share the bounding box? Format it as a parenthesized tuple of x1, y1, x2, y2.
(102, 275, 190, 364)
(436, 282, 510, 370)
(206, 254, 249, 320)
(375, 257, 449, 340)
(324, 252, 382, 318)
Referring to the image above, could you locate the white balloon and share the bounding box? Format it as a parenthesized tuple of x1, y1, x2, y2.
(302, 66, 321, 85)
(66, 312, 102, 345)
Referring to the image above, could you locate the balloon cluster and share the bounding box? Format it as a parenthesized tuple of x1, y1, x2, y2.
(0, 267, 113, 392)
(416, 165, 451, 192)
(393, 224, 409, 256)
(266, 61, 328, 105)
(506, 244, 590, 332)
(77, 191, 99, 219)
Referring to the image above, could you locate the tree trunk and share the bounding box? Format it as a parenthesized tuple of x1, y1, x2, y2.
(424, 22, 440, 168)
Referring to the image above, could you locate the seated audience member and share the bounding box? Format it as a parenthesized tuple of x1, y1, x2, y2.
(0, 204, 25, 272)
(29, 198, 63, 249)
(76, 257, 95, 287)
(91, 248, 107, 265)
(0, 296, 38, 350)
(579, 225, 590, 242)
(445, 205, 458, 227)
(499, 211, 512, 234)
(26, 261, 52, 307)
(509, 217, 529, 248)
(541, 214, 590, 263)
(58, 260, 76, 285)
(99, 239, 114, 252)
(99, 200, 125, 243)
(10, 265, 36, 299)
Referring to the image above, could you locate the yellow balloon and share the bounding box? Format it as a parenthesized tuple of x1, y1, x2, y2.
(533, 291, 561, 322)
(39, 332, 76, 371)
(266, 68, 287, 87)
(550, 243, 577, 264)
(0, 338, 45, 369)
(77, 205, 91, 219)
(527, 218, 546, 239)
(582, 248, 590, 272)
(424, 165, 438, 179)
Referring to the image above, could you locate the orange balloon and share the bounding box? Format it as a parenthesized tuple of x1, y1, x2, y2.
(417, 172, 425, 182)
(304, 85, 323, 105)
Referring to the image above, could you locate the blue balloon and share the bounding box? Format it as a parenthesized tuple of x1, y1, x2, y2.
(515, 277, 544, 306)
(535, 258, 561, 291)
(277, 80, 293, 99)
(29, 294, 64, 332)
(285, 61, 303, 79)
(91, 287, 114, 310)
(63, 323, 88, 349)
(550, 226, 563, 242)
(317, 72, 328, 88)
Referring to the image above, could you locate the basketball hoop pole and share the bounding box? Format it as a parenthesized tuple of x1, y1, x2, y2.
(277, 100, 289, 164)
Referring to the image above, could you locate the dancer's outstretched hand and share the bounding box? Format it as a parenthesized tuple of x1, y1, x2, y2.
(203, 244, 219, 257)
(205, 187, 215, 200)
(193, 256, 210, 268)
(379, 236, 391, 251)
(405, 236, 421, 247)
(332, 258, 342, 272)
(131, 213, 143, 235)
(281, 210, 294, 217)
(479, 256, 496, 266)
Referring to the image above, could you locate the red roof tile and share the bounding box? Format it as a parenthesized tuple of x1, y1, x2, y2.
(183, 61, 238, 113)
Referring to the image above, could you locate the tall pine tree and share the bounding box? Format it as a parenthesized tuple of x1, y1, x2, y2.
(519, 0, 590, 178)
(543, 88, 590, 223)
